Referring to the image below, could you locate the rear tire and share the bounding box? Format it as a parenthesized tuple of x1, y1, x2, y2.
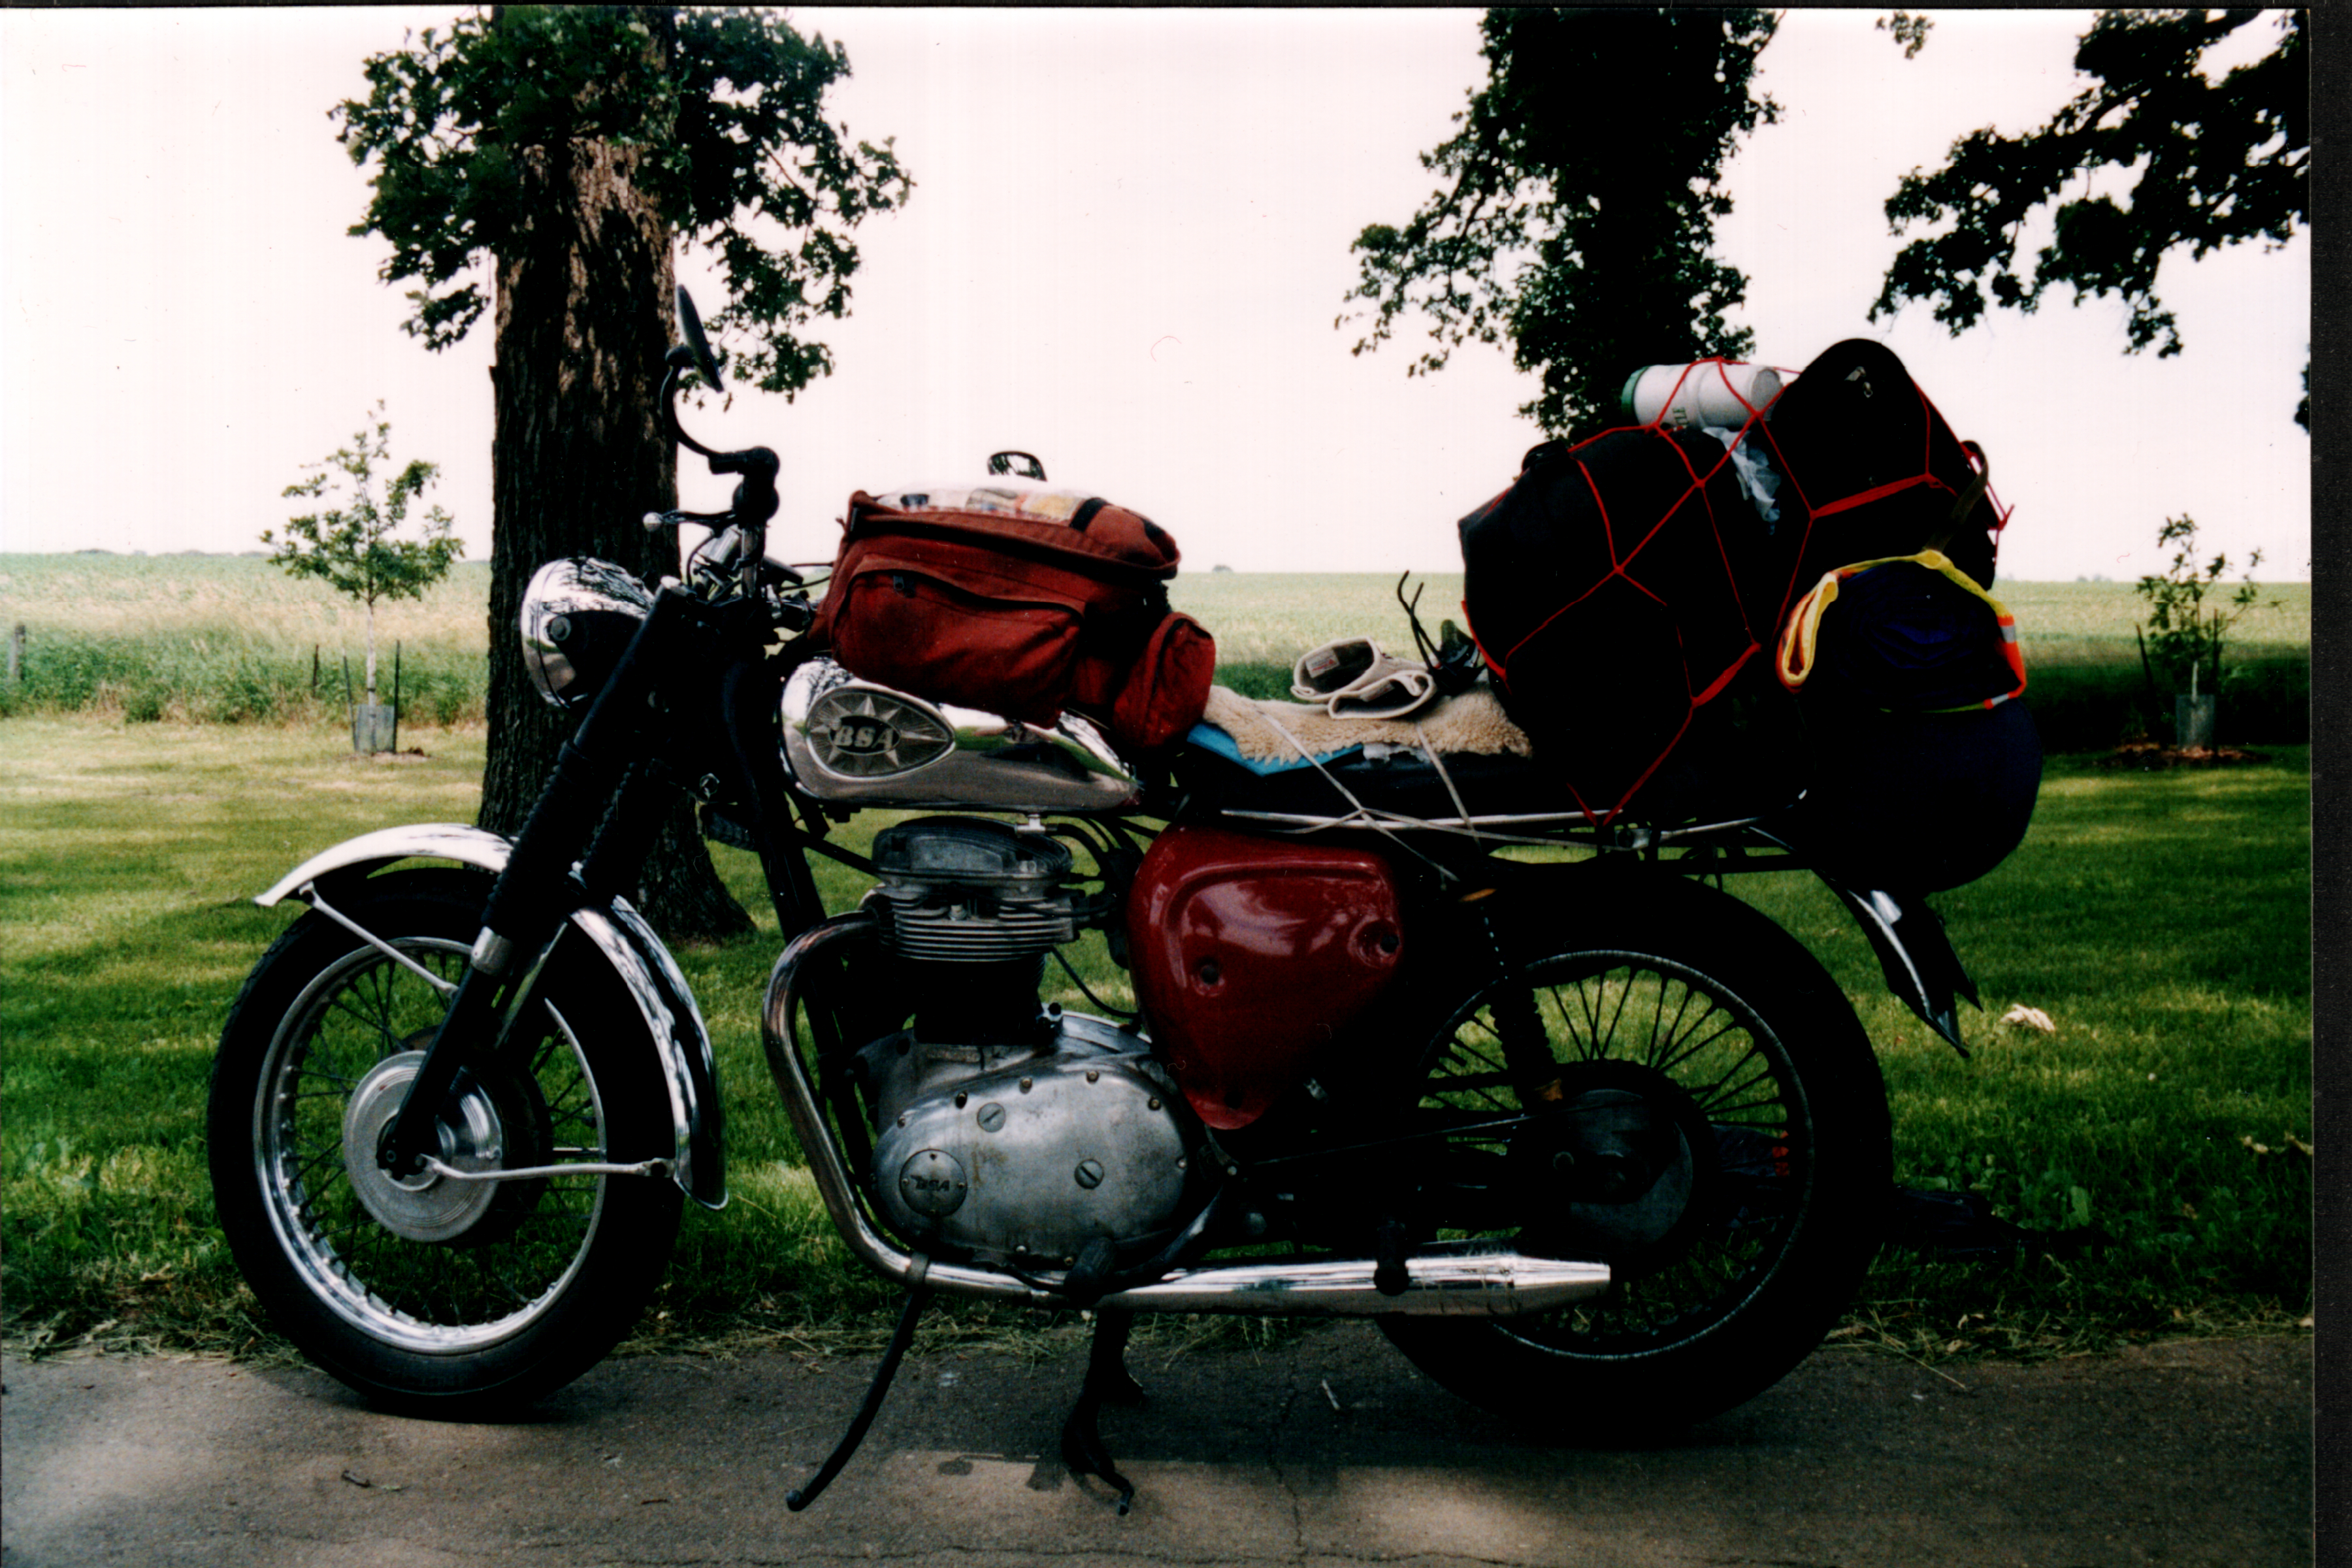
(1380, 871, 1889, 1435)
(208, 872, 683, 1416)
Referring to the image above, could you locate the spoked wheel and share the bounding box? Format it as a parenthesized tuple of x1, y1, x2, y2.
(209, 872, 682, 1415)
(1380, 872, 1890, 1435)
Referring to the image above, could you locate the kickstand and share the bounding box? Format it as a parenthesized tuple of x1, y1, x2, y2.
(1060, 1307, 1145, 1512)
(787, 1281, 931, 1511)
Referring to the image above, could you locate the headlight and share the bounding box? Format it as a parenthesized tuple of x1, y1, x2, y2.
(519, 557, 655, 710)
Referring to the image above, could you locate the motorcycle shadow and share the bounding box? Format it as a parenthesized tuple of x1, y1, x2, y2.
(864, 1320, 1763, 1492)
(249, 1361, 595, 1428)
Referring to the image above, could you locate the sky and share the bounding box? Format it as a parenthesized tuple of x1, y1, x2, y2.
(0, 7, 2312, 583)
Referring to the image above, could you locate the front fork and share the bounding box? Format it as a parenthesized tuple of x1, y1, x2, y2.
(379, 600, 683, 1178)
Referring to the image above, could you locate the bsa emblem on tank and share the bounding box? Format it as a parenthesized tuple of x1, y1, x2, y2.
(779, 656, 1145, 811)
(806, 687, 955, 777)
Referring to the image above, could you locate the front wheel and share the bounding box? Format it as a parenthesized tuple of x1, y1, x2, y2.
(1380, 871, 1891, 1436)
(208, 872, 683, 1415)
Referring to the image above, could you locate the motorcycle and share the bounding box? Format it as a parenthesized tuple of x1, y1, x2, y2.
(210, 289, 2013, 1511)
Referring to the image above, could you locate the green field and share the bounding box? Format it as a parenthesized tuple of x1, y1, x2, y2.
(0, 557, 2314, 1367)
(0, 556, 493, 725)
(1, 556, 2313, 749)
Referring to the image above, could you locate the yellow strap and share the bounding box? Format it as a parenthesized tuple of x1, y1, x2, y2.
(1776, 549, 2019, 696)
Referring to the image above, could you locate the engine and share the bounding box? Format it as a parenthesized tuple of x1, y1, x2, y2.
(854, 817, 1202, 1271)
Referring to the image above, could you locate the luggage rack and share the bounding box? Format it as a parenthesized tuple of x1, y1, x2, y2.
(1211, 803, 1812, 874)
(1182, 701, 1815, 879)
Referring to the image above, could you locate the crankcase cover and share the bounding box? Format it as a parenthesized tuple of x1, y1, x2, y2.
(870, 1049, 1192, 1266)
(1126, 824, 1404, 1130)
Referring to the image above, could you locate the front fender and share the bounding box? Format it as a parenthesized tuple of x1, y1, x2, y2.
(255, 823, 514, 909)
(256, 823, 727, 1209)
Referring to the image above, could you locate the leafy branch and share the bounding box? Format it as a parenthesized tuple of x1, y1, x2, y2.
(1339, 8, 1778, 438)
(1872, 10, 2306, 425)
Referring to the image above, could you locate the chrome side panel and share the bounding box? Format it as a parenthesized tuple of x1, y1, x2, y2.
(779, 656, 1143, 811)
(253, 823, 727, 1208)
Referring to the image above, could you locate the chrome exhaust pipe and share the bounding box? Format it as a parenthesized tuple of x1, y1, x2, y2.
(1098, 1244, 1608, 1317)
(762, 913, 1610, 1318)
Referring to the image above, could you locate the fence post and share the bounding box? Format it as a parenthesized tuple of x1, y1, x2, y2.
(7, 623, 22, 687)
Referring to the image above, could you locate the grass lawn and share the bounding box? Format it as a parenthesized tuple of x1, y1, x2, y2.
(1, 708, 2311, 1365)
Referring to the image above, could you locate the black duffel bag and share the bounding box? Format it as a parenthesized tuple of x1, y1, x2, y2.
(1458, 424, 1802, 824)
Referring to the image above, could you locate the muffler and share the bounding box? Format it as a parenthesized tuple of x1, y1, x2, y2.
(1098, 1244, 1608, 1316)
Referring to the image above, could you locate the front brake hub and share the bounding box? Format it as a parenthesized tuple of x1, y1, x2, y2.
(343, 1051, 553, 1246)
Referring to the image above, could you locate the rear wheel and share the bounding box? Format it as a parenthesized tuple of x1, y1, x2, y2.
(208, 873, 683, 1415)
(1380, 873, 1889, 1435)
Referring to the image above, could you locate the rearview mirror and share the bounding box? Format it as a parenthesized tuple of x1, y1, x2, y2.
(676, 286, 723, 393)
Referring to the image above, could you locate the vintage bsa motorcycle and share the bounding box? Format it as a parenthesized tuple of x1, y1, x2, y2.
(210, 290, 2041, 1510)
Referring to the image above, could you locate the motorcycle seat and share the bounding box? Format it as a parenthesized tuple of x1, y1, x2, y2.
(1168, 682, 1575, 826)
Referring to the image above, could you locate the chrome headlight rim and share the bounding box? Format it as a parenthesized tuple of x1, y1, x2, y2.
(519, 557, 656, 711)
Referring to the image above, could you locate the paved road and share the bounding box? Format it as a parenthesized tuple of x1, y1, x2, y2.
(3, 1326, 2312, 1567)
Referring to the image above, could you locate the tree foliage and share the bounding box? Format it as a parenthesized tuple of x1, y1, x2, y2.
(1871, 10, 2306, 423)
(1341, 7, 1780, 438)
(267, 405, 462, 704)
(335, 5, 911, 393)
(331, 6, 913, 940)
(1878, 11, 1933, 61)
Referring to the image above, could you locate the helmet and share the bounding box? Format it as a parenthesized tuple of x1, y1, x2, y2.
(519, 557, 655, 711)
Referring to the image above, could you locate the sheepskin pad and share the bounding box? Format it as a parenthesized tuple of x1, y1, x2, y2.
(1197, 684, 1531, 769)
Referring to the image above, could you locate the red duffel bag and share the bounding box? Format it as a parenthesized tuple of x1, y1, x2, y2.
(812, 481, 1215, 754)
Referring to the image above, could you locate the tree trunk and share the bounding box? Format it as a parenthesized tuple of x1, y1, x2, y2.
(481, 9, 751, 945)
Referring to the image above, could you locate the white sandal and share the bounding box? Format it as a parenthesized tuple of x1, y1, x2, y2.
(1291, 638, 1439, 719)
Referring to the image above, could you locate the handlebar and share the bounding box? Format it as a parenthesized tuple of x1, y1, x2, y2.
(644, 508, 732, 531)
(656, 291, 783, 600)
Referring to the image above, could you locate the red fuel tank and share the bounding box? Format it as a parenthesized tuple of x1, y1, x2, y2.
(1126, 825, 1405, 1130)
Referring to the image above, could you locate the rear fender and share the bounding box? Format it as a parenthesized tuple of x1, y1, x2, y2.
(255, 823, 727, 1208)
(1735, 826, 1980, 1055)
(1814, 878, 1980, 1055)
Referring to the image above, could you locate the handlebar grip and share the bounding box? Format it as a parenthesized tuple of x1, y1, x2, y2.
(708, 446, 781, 480)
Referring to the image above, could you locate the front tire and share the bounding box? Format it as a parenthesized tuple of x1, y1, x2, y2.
(1380, 870, 1890, 1435)
(208, 872, 683, 1415)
